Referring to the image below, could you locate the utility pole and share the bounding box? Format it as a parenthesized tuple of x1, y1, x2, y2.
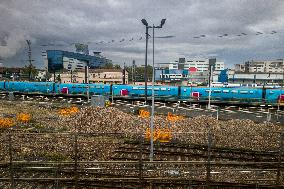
(123, 62, 126, 84)
(87, 66, 90, 102)
(53, 70, 56, 83)
(26, 40, 33, 81)
(208, 65, 213, 109)
(149, 24, 155, 161)
(282, 62, 284, 87)
(141, 18, 166, 161)
(208, 59, 216, 109)
(144, 25, 149, 103)
(132, 60, 135, 85)
(84, 66, 87, 84)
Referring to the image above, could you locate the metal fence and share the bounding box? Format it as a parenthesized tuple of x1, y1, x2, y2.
(0, 131, 283, 189)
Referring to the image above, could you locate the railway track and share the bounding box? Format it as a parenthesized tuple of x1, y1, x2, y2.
(0, 137, 283, 188)
(0, 166, 281, 189)
(111, 140, 281, 164)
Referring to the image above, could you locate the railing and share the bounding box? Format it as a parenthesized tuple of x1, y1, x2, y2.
(0, 131, 283, 188)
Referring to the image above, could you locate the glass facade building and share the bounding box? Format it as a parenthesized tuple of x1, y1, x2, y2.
(45, 50, 111, 72)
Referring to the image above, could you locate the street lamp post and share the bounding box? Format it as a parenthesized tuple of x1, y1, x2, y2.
(141, 18, 166, 161)
(141, 19, 149, 103)
(208, 65, 213, 109)
(87, 66, 90, 103)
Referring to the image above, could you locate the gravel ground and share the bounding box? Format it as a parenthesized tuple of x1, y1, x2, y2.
(0, 101, 283, 187)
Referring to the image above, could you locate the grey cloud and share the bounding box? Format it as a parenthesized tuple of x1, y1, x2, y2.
(0, 0, 284, 68)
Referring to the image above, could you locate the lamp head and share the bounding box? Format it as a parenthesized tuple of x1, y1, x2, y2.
(160, 19, 166, 27)
(141, 19, 148, 26)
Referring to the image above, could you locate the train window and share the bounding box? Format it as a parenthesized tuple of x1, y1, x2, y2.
(161, 88, 167, 91)
(213, 90, 221, 93)
(102, 86, 104, 89)
(240, 91, 248, 94)
(96, 86, 100, 88)
(249, 91, 254, 94)
(205, 90, 209, 93)
(184, 89, 186, 92)
(231, 90, 238, 93)
(269, 91, 274, 94)
(168, 88, 171, 91)
(132, 87, 139, 90)
(223, 90, 229, 93)
(154, 88, 159, 91)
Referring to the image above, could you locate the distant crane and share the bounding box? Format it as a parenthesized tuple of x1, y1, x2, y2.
(26, 40, 35, 81)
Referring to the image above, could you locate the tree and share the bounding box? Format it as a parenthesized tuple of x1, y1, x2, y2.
(44, 72, 52, 81)
(125, 65, 153, 82)
(22, 64, 38, 81)
(102, 62, 113, 69)
(114, 64, 121, 69)
(56, 74, 61, 83)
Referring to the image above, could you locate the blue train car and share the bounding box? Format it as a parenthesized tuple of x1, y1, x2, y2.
(112, 84, 133, 96)
(32, 82, 54, 93)
(180, 87, 264, 103)
(59, 83, 87, 94)
(113, 85, 179, 99)
(265, 89, 283, 104)
(57, 83, 111, 95)
(131, 85, 178, 97)
(88, 84, 110, 95)
(2, 82, 54, 93)
(0, 81, 5, 91)
(0, 81, 283, 106)
(5, 82, 27, 92)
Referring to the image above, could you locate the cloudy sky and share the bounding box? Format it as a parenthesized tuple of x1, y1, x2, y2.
(0, 0, 283, 68)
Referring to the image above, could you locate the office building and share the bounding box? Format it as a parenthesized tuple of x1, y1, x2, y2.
(154, 58, 225, 85)
(54, 69, 128, 84)
(157, 58, 225, 72)
(228, 72, 284, 84)
(235, 59, 284, 73)
(42, 50, 112, 73)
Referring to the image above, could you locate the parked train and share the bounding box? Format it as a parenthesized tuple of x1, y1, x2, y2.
(0, 81, 284, 106)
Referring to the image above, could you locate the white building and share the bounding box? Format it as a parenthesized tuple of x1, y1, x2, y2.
(235, 64, 245, 72)
(52, 69, 128, 84)
(158, 58, 225, 72)
(236, 59, 284, 73)
(186, 59, 224, 72)
(228, 72, 284, 84)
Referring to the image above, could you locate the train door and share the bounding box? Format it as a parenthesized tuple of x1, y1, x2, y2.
(278, 94, 284, 106)
(192, 92, 200, 101)
(120, 89, 129, 96)
(61, 87, 69, 94)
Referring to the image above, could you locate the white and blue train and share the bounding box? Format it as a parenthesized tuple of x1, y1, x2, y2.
(0, 81, 284, 106)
